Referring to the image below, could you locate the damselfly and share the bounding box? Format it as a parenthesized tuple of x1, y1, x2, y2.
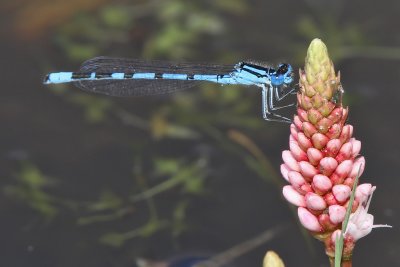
(44, 57, 296, 122)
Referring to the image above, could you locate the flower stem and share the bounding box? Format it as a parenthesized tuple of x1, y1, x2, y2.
(329, 257, 352, 267)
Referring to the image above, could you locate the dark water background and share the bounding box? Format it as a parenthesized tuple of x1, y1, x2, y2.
(1, 0, 399, 266)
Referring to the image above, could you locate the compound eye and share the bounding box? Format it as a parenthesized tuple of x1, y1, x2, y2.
(276, 63, 289, 75)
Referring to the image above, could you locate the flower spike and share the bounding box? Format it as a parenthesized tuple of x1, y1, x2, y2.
(280, 39, 390, 266)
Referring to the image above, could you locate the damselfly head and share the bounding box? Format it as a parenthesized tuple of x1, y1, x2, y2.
(276, 63, 289, 75)
(276, 63, 293, 85)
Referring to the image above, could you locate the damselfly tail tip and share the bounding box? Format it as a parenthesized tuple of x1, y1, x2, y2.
(43, 72, 73, 84)
(43, 74, 51, 84)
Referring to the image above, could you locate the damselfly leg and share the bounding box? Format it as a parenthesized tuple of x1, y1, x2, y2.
(275, 84, 297, 101)
(261, 84, 296, 123)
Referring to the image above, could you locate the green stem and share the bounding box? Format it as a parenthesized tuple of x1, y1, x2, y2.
(330, 257, 352, 267)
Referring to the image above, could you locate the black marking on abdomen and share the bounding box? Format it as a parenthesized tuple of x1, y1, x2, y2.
(187, 74, 195, 80)
(124, 73, 134, 79)
(72, 72, 92, 79)
(95, 73, 112, 79)
(155, 73, 163, 79)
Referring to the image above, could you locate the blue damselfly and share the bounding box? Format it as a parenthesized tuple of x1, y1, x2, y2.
(44, 57, 296, 122)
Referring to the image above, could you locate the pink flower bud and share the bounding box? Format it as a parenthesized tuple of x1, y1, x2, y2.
(307, 148, 323, 166)
(332, 184, 351, 203)
(282, 150, 300, 172)
(299, 161, 318, 180)
(289, 134, 296, 143)
(325, 139, 341, 157)
(305, 192, 327, 210)
(335, 141, 353, 163)
(355, 183, 372, 203)
(297, 90, 302, 103)
(288, 171, 306, 189)
(325, 123, 341, 139)
(350, 138, 361, 158)
(293, 116, 302, 130)
(340, 125, 353, 143)
(297, 133, 312, 151)
(317, 118, 333, 133)
(280, 164, 290, 182)
(326, 108, 343, 124)
(283, 185, 306, 207)
(335, 160, 353, 180)
(329, 205, 346, 224)
(298, 207, 322, 232)
(290, 124, 298, 141)
(319, 157, 338, 176)
(290, 140, 308, 161)
(311, 133, 329, 149)
(303, 122, 317, 138)
(348, 124, 353, 136)
(312, 174, 332, 193)
(297, 108, 308, 122)
(349, 156, 365, 178)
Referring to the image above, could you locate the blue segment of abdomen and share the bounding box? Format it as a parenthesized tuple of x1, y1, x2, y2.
(132, 73, 155, 79)
(46, 72, 74, 84)
(111, 73, 124, 79)
(162, 73, 187, 79)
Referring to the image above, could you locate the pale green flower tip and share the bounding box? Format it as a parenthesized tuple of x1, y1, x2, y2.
(307, 38, 329, 63)
(305, 38, 331, 81)
(263, 251, 285, 267)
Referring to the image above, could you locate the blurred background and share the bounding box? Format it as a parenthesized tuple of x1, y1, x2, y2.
(1, 0, 399, 266)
